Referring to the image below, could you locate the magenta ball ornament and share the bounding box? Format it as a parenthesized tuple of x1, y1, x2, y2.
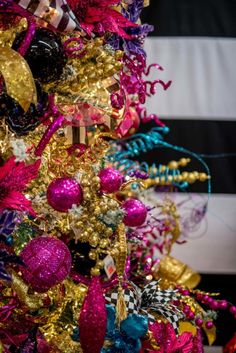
(47, 177, 83, 212)
(122, 198, 147, 227)
(230, 306, 236, 315)
(195, 318, 203, 327)
(205, 321, 214, 329)
(98, 168, 123, 194)
(20, 236, 72, 292)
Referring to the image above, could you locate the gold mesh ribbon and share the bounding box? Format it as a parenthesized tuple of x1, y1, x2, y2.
(0, 47, 37, 111)
(11, 271, 44, 310)
(154, 255, 201, 289)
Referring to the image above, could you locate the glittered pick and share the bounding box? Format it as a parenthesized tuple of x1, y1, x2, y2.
(0, 47, 37, 112)
(79, 277, 107, 353)
(203, 323, 216, 346)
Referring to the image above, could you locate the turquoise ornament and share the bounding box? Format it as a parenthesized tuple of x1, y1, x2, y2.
(121, 314, 148, 340)
(102, 305, 148, 353)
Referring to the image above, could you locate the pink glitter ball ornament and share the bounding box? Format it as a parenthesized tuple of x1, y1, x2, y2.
(122, 198, 147, 227)
(20, 236, 72, 292)
(79, 277, 107, 353)
(98, 167, 123, 194)
(47, 177, 83, 212)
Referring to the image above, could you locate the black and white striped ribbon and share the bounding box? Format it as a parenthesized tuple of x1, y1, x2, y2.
(14, 0, 84, 33)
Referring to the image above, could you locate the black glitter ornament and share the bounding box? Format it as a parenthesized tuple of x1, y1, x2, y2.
(13, 28, 66, 83)
(0, 82, 48, 135)
(68, 241, 96, 277)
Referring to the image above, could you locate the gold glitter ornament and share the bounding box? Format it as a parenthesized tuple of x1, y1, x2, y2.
(0, 47, 37, 111)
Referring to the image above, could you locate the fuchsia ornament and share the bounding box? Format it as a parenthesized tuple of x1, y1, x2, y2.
(122, 198, 147, 227)
(47, 177, 83, 212)
(99, 167, 123, 194)
(79, 276, 107, 353)
(20, 236, 72, 292)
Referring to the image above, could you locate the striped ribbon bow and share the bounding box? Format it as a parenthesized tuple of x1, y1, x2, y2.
(105, 281, 183, 334)
(14, 0, 84, 33)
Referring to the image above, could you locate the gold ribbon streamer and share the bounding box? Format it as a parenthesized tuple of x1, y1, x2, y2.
(0, 47, 37, 112)
(11, 271, 44, 311)
(115, 223, 128, 324)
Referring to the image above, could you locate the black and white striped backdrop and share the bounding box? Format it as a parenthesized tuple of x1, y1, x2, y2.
(140, 0, 236, 345)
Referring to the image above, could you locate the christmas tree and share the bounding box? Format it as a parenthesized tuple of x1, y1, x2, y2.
(0, 1, 235, 352)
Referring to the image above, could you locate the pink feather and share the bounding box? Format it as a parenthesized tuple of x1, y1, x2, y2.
(0, 158, 40, 214)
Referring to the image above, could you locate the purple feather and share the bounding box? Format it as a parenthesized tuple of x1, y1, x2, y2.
(128, 0, 145, 22)
(0, 210, 19, 241)
(0, 249, 24, 281)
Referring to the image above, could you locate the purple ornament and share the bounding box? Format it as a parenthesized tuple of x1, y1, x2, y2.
(122, 198, 147, 227)
(47, 177, 83, 212)
(20, 236, 72, 292)
(99, 168, 123, 194)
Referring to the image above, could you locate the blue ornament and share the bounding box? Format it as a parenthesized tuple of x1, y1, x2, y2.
(102, 305, 148, 353)
(121, 314, 148, 340)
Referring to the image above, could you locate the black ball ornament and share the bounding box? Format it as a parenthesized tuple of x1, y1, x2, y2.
(0, 82, 48, 135)
(68, 241, 96, 277)
(13, 28, 66, 83)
